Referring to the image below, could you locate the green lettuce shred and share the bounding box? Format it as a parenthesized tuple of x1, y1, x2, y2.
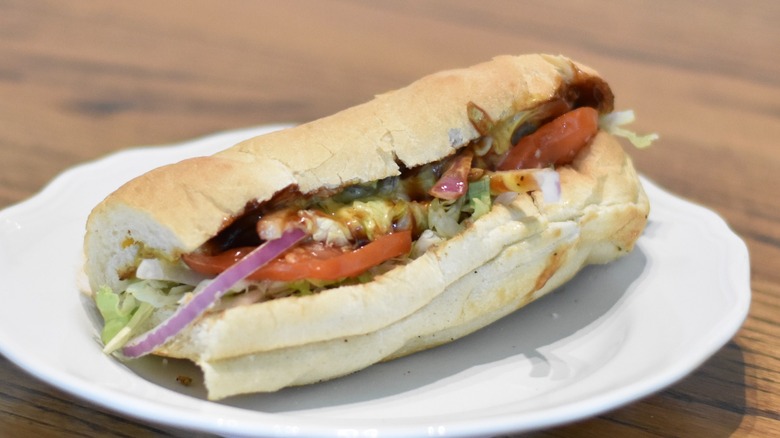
(465, 177, 491, 220)
(428, 197, 465, 238)
(96, 280, 190, 354)
(599, 110, 659, 149)
(95, 286, 139, 345)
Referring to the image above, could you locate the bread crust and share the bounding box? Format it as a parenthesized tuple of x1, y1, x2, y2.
(82, 54, 648, 399)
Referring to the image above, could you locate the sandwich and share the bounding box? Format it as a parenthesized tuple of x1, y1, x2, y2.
(84, 54, 656, 400)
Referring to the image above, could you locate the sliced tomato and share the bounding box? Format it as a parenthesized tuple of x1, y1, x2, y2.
(183, 230, 412, 282)
(497, 107, 599, 170)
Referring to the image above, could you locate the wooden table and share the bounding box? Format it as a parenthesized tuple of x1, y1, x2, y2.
(1, 1, 778, 436)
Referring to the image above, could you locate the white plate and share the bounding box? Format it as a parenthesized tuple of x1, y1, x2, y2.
(0, 125, 750, 437)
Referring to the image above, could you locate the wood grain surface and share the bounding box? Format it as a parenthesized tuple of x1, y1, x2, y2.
(1, 1, 778, 436)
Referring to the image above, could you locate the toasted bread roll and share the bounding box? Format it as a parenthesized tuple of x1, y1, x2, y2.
(84, 54, 648, 399)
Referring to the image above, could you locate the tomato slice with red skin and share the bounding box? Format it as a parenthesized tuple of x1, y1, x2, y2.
(497, 107, 600, 170)
(183, 230, 412, 282)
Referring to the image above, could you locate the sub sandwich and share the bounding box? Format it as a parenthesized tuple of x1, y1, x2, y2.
(84, 54, 655, 400)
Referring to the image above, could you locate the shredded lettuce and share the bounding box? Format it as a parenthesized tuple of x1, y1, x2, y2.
(96, 280, 192, 354)
(599, 110, 658, 149)
(101, 301, 154, 355)
(125, 280, 191, 307)
(96, 286, 154, 355)
(95, 286, 139, 345)
(283, 275, 373, 298)
(428, 197, 465, 238)
(427, 176, 492, 238)
(286, 280, 315, 297)
(465, 177, 491, 220)
(287, 278, 347, 295)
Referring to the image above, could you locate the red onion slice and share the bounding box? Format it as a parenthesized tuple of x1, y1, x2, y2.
(121, 228, 307, 358)
(429, 150, 474, 200)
